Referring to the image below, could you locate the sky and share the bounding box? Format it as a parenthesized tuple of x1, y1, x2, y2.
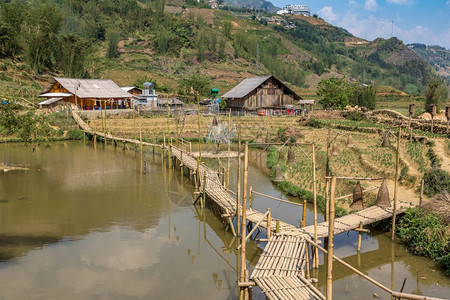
(270, 0, 450, 49)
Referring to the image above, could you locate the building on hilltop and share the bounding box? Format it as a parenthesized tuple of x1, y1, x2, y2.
(222, 75, 302, 111)
(39, 77, 133, 110)
(277, 4, 310, 16)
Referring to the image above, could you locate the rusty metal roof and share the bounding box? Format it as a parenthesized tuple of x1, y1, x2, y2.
(222, 75, 302, 100)
(42, 77, 133, 99)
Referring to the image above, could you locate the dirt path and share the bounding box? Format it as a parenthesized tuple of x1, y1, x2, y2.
(433, 139, 450, 172)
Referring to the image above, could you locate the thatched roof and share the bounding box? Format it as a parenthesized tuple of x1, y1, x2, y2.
(222, 75, 302, 100)
(298, 99, 315, 105)
(42, 77, 133, 99)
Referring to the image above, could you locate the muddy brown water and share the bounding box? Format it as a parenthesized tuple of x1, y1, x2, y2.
(0, 142, 448, 299)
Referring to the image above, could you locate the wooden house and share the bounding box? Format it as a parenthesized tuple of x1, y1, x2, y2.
(40, 77, 133, 110)
(121, 86, 142, 96)
(222, 75, 302, 111)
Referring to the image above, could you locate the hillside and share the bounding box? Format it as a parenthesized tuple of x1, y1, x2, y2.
(0, 0, 440, 104)
(222, 0, 278, 12)
(408, 43, 450, 80)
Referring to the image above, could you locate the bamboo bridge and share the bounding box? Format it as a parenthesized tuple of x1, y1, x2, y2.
(72, 111, 440, 300)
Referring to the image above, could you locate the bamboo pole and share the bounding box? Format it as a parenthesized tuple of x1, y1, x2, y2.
(197, 91, 201, 161)
(240, 160, 248, 300)
(237, 126, 242, 236)
(266, 208, 272, 239)
(249, 186, 253, 209)
(325, 178, 330, 222)
(392, 128, 401, 241)
(167, 96, 172, 169)
(251, 190, 304, 207)
(312, 143, 319, 268)
(243, 142, 249, 214)
(201, 172, 207, 208)
(357, 221, 363, 252)
(305, 242, 311, 279)
(302, 199, 307, 227)
(326, 175, 336, 300)
(306, 239, 444, 300)
(227, 108, 231, 188)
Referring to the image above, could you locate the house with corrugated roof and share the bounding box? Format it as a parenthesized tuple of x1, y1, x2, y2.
(39, 77, 133, 110)
(222, 75, 302, 111)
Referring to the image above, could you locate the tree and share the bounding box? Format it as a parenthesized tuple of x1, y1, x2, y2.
(223, 21, 232, 39)
(57, 34, 91, 77)
(351, 85, 377, 110)
(424, 78, 447, 113)
(21, 3, 63, 73)
(317, 77, 354, 109)
(106, 29, 120, 59)
(179, 74, 211, 96)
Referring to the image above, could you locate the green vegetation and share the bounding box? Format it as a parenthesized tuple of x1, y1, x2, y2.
(266, 146, 347, 217)
(317, 78, 355, 109)
(0, 103, 52, 143)
(397, 208, 449, 274)
(0, 0, 441, 100)
(422, 169, 450, 197)
(424, 79, 448, 112)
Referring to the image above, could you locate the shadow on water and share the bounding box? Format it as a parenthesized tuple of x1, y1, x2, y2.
(0, 234, 61, 261)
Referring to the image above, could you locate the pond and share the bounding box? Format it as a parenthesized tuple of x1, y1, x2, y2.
(0, 142, 448, 299)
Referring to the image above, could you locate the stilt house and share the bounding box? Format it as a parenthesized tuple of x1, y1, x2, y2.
(222, 75, 302, 111)
(40, 77, 133, 110)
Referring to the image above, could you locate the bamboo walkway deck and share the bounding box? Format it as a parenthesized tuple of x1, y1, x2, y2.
(302, 204, 412, 238)
(251, 234, 324, 300)
(71, 113, 417, 300)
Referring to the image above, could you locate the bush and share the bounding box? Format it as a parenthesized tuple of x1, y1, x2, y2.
(397, 208, 449, 273)
(306, 117, 324, 128)
(344, 111, 366, 121)
(422, 169, 450, 197)
(67, 130, 85, 140)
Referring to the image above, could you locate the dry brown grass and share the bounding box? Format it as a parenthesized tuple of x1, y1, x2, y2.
(421, 191, 450, 224)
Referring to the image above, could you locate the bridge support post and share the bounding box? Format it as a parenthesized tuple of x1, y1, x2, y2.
(355, 221, 369, 252)
(266, 208, 271, 239)
(201, 172, 206, 209)
(326, 175, 336, 300)
(302, 199, 307, 227)
(391, 128, 401, 241)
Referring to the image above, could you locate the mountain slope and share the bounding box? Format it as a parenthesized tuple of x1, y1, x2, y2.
(408, 43, 450, 79)
(0, 0, 439, 101)
(222, 0, 278, 12)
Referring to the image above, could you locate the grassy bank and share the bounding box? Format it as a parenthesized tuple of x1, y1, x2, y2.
(397, 207, 449, 275)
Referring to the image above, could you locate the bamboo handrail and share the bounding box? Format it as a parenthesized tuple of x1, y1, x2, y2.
(305, 238, 445, 300)
(237, 210, 270, 250)
(252, 190, 304, 207)
(325, 176, 385, 181)
(335, 186, 380, 200)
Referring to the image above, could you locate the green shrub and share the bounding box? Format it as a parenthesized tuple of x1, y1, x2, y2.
(67, 130, 85, 140)
(306, 117, 324, 128)
(344, 111, 366, 121)
(397, 208, 449, 273)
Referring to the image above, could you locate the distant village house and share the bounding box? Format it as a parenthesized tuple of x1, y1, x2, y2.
(39, 77, 133, 110)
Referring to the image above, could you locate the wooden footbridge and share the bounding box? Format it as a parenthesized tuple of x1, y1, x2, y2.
(72, 111, 440, 300)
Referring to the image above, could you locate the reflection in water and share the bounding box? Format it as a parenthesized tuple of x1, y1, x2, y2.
(0, 142, 448, 299)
